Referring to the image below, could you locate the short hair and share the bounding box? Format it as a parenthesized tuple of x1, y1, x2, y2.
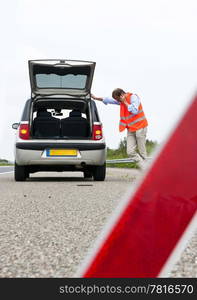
(112, 88, 126, 99)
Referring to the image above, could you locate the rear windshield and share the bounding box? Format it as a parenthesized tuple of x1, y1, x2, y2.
(36, 74, 87, 89)
(33, 65, 90, 90)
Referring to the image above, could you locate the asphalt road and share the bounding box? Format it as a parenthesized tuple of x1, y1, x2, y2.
(0, 168, 196, 277)
(0, 166, 14, 173)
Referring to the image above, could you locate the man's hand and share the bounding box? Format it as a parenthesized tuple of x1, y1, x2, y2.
(91, 94, 103, 101)
(123, 99, 129, 106)
(91, 93, 96, 99)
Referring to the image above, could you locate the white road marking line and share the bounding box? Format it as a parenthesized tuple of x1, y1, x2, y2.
(0, 171, 14, 175)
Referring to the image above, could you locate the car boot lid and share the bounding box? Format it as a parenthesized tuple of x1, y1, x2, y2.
(29, 59, 96, 98)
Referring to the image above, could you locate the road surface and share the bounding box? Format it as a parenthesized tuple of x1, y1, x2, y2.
(0, 167, 196, 277)
(0, 166, 14, 173)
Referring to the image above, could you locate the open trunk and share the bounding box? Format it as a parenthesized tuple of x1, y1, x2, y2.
(30, 98, 92, 139)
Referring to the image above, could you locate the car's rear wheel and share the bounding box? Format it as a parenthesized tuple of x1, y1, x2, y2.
(25, 168, 30, 179)
(83, 170, 93, 179)
(15, 162, 27, 181)
(93, 163, 106, 181)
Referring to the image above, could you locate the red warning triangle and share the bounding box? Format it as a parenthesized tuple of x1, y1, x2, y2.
(80, 95, 197, 278)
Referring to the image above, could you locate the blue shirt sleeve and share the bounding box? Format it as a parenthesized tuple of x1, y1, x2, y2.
(103, 97, 120, 105)
(128, 94, 140, 114)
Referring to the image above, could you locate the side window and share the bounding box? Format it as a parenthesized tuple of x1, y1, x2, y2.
(21, 99, 32, 121)
(91, 101, 100, 122)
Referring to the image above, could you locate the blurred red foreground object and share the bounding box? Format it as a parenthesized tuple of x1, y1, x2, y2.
(82, 95, 197, 278)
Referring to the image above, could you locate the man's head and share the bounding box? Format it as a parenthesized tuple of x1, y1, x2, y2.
(112, 88, 126, 102)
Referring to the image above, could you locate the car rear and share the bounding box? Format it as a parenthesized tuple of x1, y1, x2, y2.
(13, 59, 106, 181)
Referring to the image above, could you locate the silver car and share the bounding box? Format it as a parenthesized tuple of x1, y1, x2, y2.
(12, 59, 106, 181)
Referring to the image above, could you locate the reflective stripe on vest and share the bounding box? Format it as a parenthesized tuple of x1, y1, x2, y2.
(120, 110, 143, 120)
(128, 116, 146, 126)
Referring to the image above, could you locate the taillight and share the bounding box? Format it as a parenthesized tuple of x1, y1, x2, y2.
(19, 124, 30, 140)
(92, 123, 103, 140)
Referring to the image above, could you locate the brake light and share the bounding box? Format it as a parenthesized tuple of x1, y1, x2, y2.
(19, 124, 30, 140)
(92, 124, 103, 140)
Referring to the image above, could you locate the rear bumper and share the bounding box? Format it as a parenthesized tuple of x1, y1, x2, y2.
(15, 147, 106, 166)
(16, 142, 105, 151)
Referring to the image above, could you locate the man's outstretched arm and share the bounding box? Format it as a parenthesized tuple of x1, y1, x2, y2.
(91, 94, 119, 105)
(91, 94, 104, 101)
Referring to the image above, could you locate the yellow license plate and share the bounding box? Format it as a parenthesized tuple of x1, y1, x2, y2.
(47, 149, 77, 156)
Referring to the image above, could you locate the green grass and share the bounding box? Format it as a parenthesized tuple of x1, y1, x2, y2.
(107, 162, 139, 169)
(106, 138, 157, 169)
(0, 159, 13, 166)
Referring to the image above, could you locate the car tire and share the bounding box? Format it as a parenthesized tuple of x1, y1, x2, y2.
(15, 162, 27, 181)
(83, 170, 93, 179)
(25, 168, 30, 179)
(93, 163, 106, 181)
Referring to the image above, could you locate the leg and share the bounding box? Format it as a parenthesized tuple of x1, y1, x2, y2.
(136, 127, 147, 160)
(127, 130, 143, 162)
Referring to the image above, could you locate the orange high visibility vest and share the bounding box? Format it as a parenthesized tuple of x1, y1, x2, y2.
(119, 93, 148, 132)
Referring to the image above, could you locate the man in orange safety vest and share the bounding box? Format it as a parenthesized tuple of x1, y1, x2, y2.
(91, 88, 148, 168)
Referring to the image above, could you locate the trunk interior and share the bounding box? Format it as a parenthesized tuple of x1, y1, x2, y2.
(31, 98, 92, 139)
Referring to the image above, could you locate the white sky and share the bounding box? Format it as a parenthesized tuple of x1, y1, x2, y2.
(0, 0, 196, 161)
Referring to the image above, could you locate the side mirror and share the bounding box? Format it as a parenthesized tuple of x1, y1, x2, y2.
(12, 123, 19, 129)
